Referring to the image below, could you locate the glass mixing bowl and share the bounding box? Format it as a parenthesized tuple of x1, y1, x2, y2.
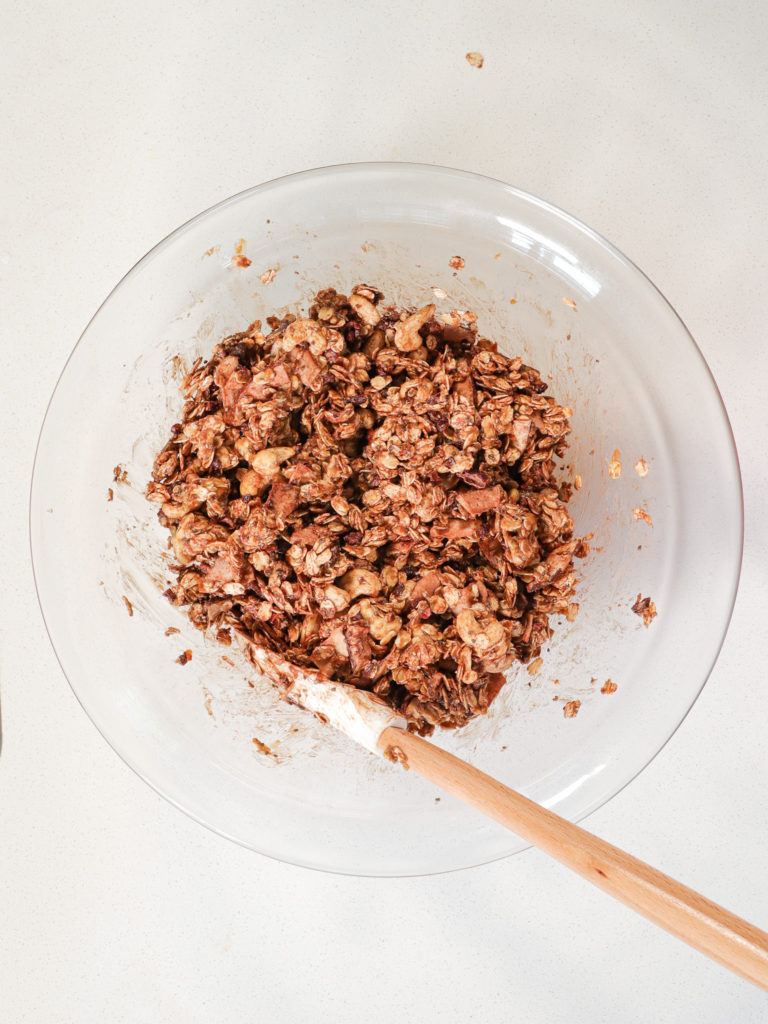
(30, 163, 742, 875)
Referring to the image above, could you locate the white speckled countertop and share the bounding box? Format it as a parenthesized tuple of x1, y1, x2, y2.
(2, 2, 767, 1020)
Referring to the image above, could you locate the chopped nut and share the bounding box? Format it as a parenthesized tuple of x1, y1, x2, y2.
(232, 254, 252, 268)
(573, 474, 582, 490)
(601, 679, 617, 695)
(348, 293, 380, 326)
(563, 700, 581, 718)
(632, 507, 653, 526)
(176, 649, 192, 665)
(632, 593, 657, 627)
(608, 449, 622, 479)
(449, 256, 465, 269)
(527, 657, 543, 676)
(260, 267, 277, 284)
(634, 457, 649, 477)
(165, 626, 180, 636)
(394, 304, 435, 352)
(465, 51, 484, 68)
(562, 297, 578, 311)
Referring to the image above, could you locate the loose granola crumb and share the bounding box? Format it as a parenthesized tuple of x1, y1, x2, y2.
(601, 679, 617, 694)
(165, 626, 180, 636)
(634, 457, 649, 477)
(632, 507, 653, 526)
(176, 649, 192, 665)
(147, 284, 587, 736)
(113, 464, 128, 484)
(562, 297, 578, 311)
(260, 268, 277, 284)
(431, 287, 448, 300)
(465, 51, 484, 68)
(107, 487, 114, 502)
(632, 593, 657, 627)
(122, 595, 134, 617)
(232, 254, 252, 268)
(449, 255, 465, 269)
(216, 627, 232, 646)
(384, 744, 410, 768)
(527, 657, 543, 676)
(573, 474, 582, 490)
(608, 449, 622, 479)
(563, 699, 581, 718)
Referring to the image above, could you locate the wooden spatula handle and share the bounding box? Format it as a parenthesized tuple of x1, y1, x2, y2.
(378, 726, 768, 990)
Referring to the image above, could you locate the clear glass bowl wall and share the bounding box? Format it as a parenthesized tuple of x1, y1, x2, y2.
(31, 165, 742, 875)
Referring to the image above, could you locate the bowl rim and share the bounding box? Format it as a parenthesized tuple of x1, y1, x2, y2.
(29, 161, 745, 876)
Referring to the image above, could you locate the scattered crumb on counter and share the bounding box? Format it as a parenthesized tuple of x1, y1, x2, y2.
(563, 699, 581, 718)
(203, 246, 218, 258)
(608, 449, 622, 479)
(176, 649, 192, 665)
(449, 255, 465, 269)
(632, 593, 657, 627)
(122, 595, 133, 617)
(634, 457, 649, 477)
(434, 796, 441, 802)
(562, 297, 578, 311)
(221, 655, 235, 667)
(509, 298, 517, 304)
(566, 602, 579, 622)
(216, 627, 232, 646)
(107, 488, 114, 502)
(232, 254, 252, 267)
(465, 51, 484, 68)
(113, 464, 128, 484)
(632, 507, 653, 526)
(260, 267, 277, 284)
(601, 679, 617, 695)
(528, 657, 543, 676)
(573, 474, 582, 490)
(165, 626, 180, 636)
(431, 286, 448, 299)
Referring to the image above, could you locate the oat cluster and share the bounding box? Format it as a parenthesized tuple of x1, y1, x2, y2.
(148, 286, 587, 734)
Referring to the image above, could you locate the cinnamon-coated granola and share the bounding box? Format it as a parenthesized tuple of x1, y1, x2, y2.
(147, 286, 587, 734)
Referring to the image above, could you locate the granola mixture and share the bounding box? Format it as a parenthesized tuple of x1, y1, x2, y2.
(147, 285, 587, 735)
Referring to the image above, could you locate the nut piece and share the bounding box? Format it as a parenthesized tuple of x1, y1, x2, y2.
(601, 679, 617, 695)
(634, 457, 649, 477)
(394, 304, 435, 352)
(465, 52, 484, 68)
(449, 256, 465, 269)
(562, 699, 581, 718)
(348, 293, 381, 327)
(608, 449, 622, 479)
